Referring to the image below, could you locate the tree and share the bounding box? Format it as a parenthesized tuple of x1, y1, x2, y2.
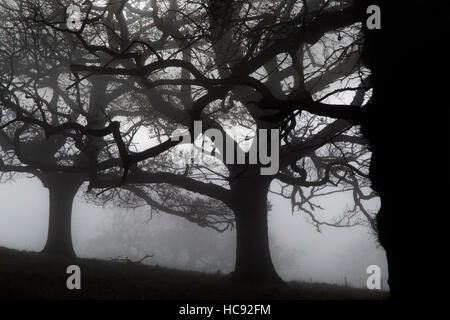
(0, 0, 176, 257)
(358, 0, 447, 297)
(1, 0, 378, 284)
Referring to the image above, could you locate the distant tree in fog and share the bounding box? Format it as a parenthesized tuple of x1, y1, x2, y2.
(85, 210, 236, 272)
(0, 0, 378, 283)
(85, 208, 303, 277)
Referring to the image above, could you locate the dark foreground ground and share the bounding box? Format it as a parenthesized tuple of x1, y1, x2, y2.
(0, 247, 389, 300)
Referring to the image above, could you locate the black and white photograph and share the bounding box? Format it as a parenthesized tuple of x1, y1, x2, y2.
(0, 0, 446, 312)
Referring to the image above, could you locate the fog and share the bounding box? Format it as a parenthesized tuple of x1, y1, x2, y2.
(0, 177, 388, 289)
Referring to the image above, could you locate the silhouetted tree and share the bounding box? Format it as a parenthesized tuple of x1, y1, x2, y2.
(357, 0, 447, 297)
(0, 0, 175, 257)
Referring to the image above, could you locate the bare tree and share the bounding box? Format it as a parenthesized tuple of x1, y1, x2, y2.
(0, 0, 176, 257)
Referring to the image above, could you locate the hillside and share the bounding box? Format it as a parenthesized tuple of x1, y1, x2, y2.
(0, 247, 389, 300)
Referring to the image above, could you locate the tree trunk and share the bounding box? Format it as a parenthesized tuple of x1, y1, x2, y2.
(41, 173, 83, 258)
(230, 176, 283, 284)
(360, 1, 443, 298)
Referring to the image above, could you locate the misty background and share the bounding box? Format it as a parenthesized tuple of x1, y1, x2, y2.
(0, 176, 388, 289)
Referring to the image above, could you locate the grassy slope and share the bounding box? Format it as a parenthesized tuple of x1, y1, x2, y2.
(0, 247, 389, 300)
